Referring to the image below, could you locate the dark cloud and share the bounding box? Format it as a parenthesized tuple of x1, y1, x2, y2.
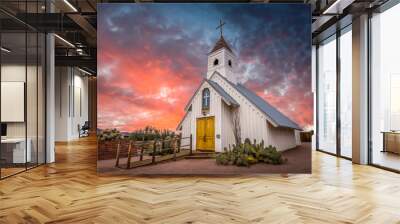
(98, 4, 313, 131)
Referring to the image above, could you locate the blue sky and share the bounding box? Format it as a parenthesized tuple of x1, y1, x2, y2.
(98, 4, 313, 131)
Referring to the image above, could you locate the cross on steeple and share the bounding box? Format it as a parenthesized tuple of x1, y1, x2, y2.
(216, 19, 226, 37)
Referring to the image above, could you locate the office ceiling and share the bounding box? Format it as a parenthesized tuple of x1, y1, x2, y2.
(1, 0, 392, 74)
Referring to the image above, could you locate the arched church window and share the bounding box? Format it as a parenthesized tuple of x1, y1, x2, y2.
(228, 60, 232, 67)
(213, 59, 219, 66)
(202, 88, 210, 110)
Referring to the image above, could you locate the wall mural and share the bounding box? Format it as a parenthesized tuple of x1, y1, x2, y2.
(97, 3, 312, 175)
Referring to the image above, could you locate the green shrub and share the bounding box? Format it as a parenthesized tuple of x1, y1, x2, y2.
(215, 139, 286, 167)
(97, 129, 123, 141)
(127, 126, 175, 141)
(216, 152, 230, 165)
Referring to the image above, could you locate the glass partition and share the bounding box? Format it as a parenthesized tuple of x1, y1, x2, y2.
(317, 35, 337, 154)
(339, 27, 352, 158)
(1, 30, 27, 177)
(370, 3, 400, 171)
(0, 2, 46, 179)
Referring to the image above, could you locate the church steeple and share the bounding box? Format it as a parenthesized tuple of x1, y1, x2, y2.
(206, 20, 237, 84)
(210, 35, 233, 54)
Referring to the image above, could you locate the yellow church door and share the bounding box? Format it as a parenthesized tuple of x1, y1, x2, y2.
(196, 116, 215, 151)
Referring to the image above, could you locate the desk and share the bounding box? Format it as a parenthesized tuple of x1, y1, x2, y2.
(382, 131, 400, 154)
(1, 138, 31, 163)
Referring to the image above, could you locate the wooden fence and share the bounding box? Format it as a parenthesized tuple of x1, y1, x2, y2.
(99, 134, 192, 169)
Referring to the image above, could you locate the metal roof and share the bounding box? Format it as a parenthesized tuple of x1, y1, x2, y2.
(211, 72, 302, 130)
(207, 80, 239, 107)
(235, 84, 302, 130)
(209, 35, 233, 54)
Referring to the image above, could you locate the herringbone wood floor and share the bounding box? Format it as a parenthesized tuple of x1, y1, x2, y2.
(1, 136, 400, 224)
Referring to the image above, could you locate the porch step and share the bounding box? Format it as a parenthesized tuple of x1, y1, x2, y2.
(185, 151, 216, 159)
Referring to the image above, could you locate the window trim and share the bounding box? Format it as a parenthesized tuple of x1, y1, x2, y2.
(202, 88, 210, 111)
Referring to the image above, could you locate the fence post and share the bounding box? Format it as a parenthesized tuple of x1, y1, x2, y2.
(190, 134, 193, 155)
(140, 146, 144, 161)
(126, 141, 132, 169)
(152, 140, 157, 164)
(115, 140, 121, 167)
(160, 138, 164, 155)
(178, 134, 182, 153)
(173, 137, 178, 161)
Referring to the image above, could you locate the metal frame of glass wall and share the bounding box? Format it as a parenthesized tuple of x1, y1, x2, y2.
(315, 24, 353, 161)
(0, 1, 47, 180)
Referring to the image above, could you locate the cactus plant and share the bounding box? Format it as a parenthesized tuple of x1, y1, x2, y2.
(215, 139, 286, 167)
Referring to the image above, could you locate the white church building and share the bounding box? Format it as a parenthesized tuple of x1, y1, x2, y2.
(177, 31, 302, 152)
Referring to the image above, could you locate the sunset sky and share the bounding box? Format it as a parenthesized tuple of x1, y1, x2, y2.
(98, 4, 312, 132)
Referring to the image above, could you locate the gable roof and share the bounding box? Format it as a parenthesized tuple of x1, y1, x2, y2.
(183, 78, 239, 111)
(210, 36, 233, 54)
(235, 84, 302, 130)
(178, 79, 239, 130)
(207, 80, 239, 107)
(210, 71, 302, 131)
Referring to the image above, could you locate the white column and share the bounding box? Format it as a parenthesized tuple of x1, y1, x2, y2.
(46, 33, 55, 163)
(45, 1, 55, 163)
(352, 14, 369, 164)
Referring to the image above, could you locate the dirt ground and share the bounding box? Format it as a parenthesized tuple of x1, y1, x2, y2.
(97, 143, 311, 176)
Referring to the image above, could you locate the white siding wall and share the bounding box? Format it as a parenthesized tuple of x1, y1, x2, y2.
(180, 111, 192, 149)
(211, 74, 269, 148)
(267, 123, 297, 151)
(295, 130, 302, 146)
(221, 101, 235, 151)
(182, 82, 223, 152)
(206, 49, 237, 83)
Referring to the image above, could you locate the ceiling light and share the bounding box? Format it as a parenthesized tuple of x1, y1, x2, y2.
(1, 47, 11, 53)
(54, 34, 75, 48)
(78, 67, 93, 76)
(63, 0, 78, 12)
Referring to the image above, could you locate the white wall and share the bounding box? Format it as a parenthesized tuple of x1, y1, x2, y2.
(180, 111, 192, 148)
(295, 130, 301, 146)
(267, 124, 296, 151)
(55, 67, 89, 141)
(185, 81, 223, 152)
(211, 74, 270, 148)
(221, 101, 235, 150)
(206, 48, 237, 83)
